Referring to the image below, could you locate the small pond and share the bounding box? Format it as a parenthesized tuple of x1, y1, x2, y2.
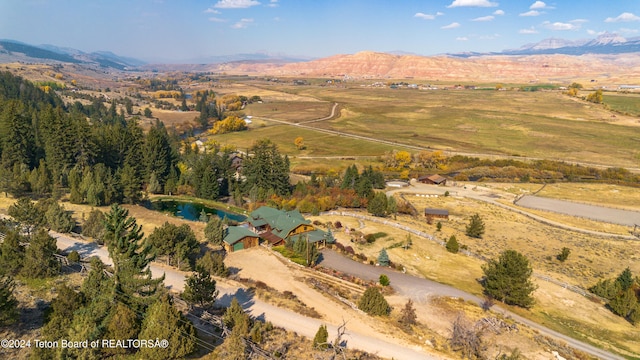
(145, 200, 246, 223)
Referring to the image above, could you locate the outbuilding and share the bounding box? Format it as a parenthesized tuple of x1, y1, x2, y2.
(223, 226, 260, 252)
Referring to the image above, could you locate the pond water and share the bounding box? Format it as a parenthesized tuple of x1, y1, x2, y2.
(146, 200, 246, 223)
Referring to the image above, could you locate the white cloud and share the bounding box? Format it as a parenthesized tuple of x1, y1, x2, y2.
(208, 17, 226, 22)
(541, 21, 578, 31)
(231, 18, 254, 28)
(214, 0, 260, 9)
(519, 27, 538, 34)
(519, 10, 540, 17)
(619, 28, 639, 34)
(493, 9, 505, 15)
(530, 1, 546, 9)
(479, 33, 500, 40)
(472, 15, 494, 21)
(204, 8, 221, 14)
(267, 0, 278, 8)
(441, 22, 461, 29)
(415, 12, 443, 20)
(447, 0, 498, 8)
(456, 37, 469, 41)
(605, 12, 640, 23)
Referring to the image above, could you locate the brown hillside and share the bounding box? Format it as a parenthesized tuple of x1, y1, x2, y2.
(212, 51, 640, 83)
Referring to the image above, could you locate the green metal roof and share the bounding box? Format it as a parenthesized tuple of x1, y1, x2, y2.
(223, 226, 259, 245)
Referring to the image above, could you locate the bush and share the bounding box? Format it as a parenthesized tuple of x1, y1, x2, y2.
(378, 248, 390, 266)
(379, 274, 390, 286)
(334, 221, 342, 229)
(466, 213, 485, 238)
(556, 247, 570, 262)
(446, 235, 459, 253)
(482, 250, 536, 308)
(67, 250, 80, 263)
(358, 287, 390, 316)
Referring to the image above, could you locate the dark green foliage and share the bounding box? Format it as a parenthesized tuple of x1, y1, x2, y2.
(67, 250, 80, 263)
(446, 235, 459, 253)
(80, 257, 114, 300)
(104, 204, 163, 313)
(143, 107, 152, 118)
(45, 201, 75, 233)
(557, 247, 571, 262)
(358, 287, 390, 316)
(223, 297, 250, 335)
(81, 209, 106, 243)
(138, 296, 197, 359)
(399, 299, 417, 330)
(616, 267, 634, 291)
(147, 221, 199, 270)
(118, 164, 142, 204)
(589, 279, 622, 300)
(8, 197, 44, 232)
(143, 120, 175, 191)
(243, 139, 290, 198)
(379, 274, 390, 286)
(608, 288, 639, 321)
(377, 248, 389, 266)
(204, 215, 225, 245)
(0, 276, 19, 326)
(0, 231, 25, 275)
(196, 251, 229, 277)
(465, 213, 485, 238)
(43, 284, 85, 340)
(436, 221, 442, 231)
(313, 324, 329, 349)
(104, 302, 140, 355)
(22, 228, 60, 278)
(482, 250, 536, 308)
(182, 265, 218, 308)
(341, 165, 359, 190)
(367, 192, 388, 217)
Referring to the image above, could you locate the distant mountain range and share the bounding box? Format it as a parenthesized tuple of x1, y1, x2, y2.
(1, 33, 640, 71)
(452, 33, 640, 58)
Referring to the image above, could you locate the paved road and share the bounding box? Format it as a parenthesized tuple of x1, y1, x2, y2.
(53, 232, 437, 359)
(319, 250, 626, 360)
(516, 195, 640, 227)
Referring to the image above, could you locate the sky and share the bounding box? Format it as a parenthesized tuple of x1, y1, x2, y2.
(1, 0, 639, 63)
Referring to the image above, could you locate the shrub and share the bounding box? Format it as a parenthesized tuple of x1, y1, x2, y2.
(482, 250, 536, 308)
(379, 274, 390, 286)
(446, 235, 459, 253)
(556, 247, 571, 262)
(378, 249, 390, 266)
(358, 287, 390, 316)
(466, 213, 485, 238)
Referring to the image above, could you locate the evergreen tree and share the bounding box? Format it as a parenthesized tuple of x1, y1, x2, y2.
(377, 248, 390, 266)
(80, 257, 114, 300)
(0, 231, 25, 275)
(138, 296, 197, 359)
(608, 288, 639, 321)
(81, 209, 106, 243)
(182, 265, 218, 308)
(466, 213, 485, 238)
(147, 222, 199, 269)
(358, 287, 391, 316)
(313, 324, 329, 350)
(367, 192, 388, 217)
(446, 235, 460, 253)
(243, 139, 290, 197)
(8, 197, 45, 233)
(119, 163, 142, 204)
(379, 274, 390, 286)
(45, 201, 75, 233)
(223, 297, 250, 335)
(104, 204, 164, 313)
(616, 267, 634, 291)
(341, 165, 359, 189)
(22, 228, 60, 278)
(147, 172, 162, 194)
(103, 302, 140, 355)
(196, 251, 229, 277)
(204, 216, 225, 245)
(0, 276, 19, 326)
(143, 120, 175, 188)
(482, 250, 536, 308)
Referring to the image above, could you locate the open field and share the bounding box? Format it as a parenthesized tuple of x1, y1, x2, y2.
(241, 85, 640, 168)
(604, 93, 640, 117)
(244, 101, 334, 122)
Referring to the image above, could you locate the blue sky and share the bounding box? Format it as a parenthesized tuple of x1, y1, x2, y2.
(1, 0, 639, 62)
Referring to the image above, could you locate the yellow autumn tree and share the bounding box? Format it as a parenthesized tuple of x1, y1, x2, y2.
(294, 136, 305, 150)
(395, 151, 412, 168)
(209, 116, 247, 135)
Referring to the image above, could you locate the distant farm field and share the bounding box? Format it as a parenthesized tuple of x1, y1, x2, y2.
(244, 101, 334, 122)
(244, 85, 640, 168)
(604, 93, 640, 116)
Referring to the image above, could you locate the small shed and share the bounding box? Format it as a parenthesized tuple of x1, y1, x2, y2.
(223, 226, 259, 252)
(418, 174, 447, 185)
(425, 208, 449, 221)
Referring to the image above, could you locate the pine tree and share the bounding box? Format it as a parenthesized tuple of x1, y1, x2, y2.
(8, 197, 45, 233)
(138, 296, 197, 359)
(204, 216, 225, 245)
(615, 267, 634, 291)
(223, 297, 250, 335)
(22, 228, 60, 278)
(466, 213, 485, 238)
(367, 192, 388, 217)
(182, 266, 218, 308)
(143, 120, 175, 187)
(196, 251, 229, 277)
(313, 324, 329, 349)
(104, 204, 164, 312)
(0, 231, 25, 275)
(341, 165, 359, 189)
(378, 248, 390, 266)
(358, 287, 391, 316)
(0, 276, 19, 326)
(81, 209, 106, 243)
(103, 302, 140, 355)
(243, 139, 290, 197)
(446, 235, 460, 253)
(45, 201, 75, 233)
(118, 163, 142, 204)
(482, 250, 536, 308)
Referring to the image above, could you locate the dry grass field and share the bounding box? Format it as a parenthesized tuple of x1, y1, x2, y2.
(244, 101, 334, 123)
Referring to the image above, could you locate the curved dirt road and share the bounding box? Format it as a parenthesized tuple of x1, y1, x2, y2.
(52, 233, 438, 359)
